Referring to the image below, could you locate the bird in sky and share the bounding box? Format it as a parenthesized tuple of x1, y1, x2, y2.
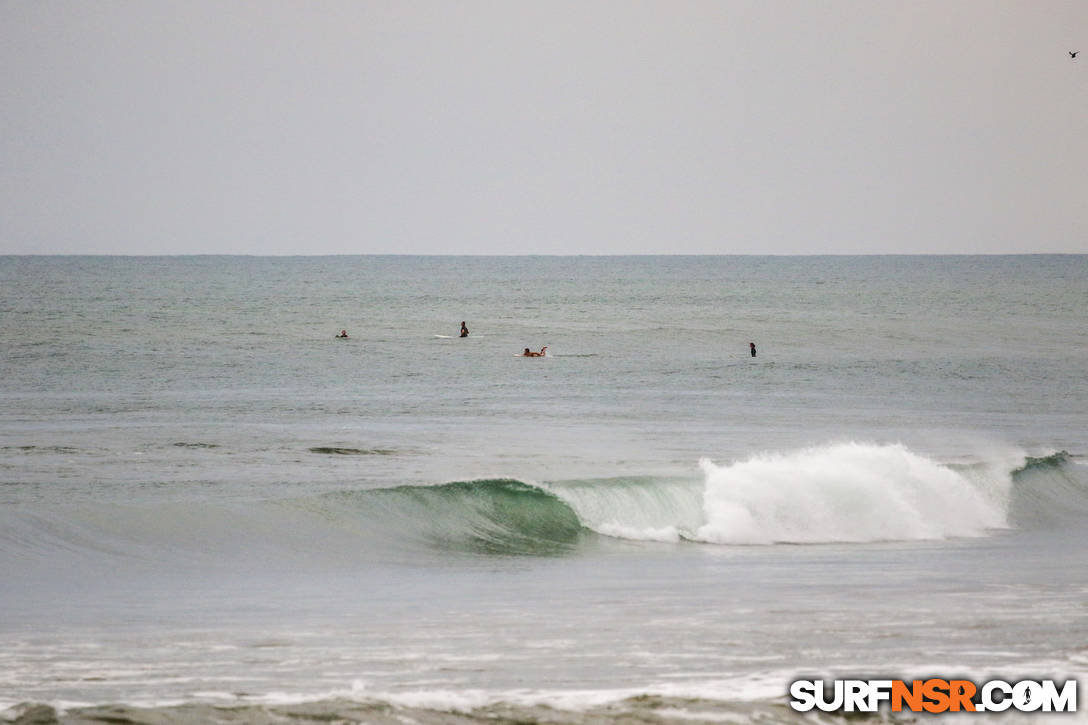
(1071, 51, 1079, 59)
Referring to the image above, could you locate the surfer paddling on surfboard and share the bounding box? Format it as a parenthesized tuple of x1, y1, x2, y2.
(522, 346, 547, 357)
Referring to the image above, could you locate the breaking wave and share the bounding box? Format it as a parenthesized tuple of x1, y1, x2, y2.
(691, 443, 1008, 544)
(3, 444, 1084, 563)
(290, 442, 1016, 554)
(551, 444, 1086, 546)
(320, 479, 585, 555)
(1004, 450, 1088, 526)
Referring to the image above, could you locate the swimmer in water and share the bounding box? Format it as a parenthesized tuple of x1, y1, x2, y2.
(460, 321, 469, 338)
(749, 341, 756, 357)
(336, 330, 349, 338)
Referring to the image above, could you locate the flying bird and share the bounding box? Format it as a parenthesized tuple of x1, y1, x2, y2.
(1071, 51, 1079, 59)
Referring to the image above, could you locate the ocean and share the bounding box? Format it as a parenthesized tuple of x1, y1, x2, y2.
(1, 255, 1086, 724)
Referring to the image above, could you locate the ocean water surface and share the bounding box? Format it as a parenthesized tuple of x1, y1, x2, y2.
(1, 255, 1086, 723)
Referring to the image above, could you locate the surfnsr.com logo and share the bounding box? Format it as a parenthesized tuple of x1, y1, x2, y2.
(789, 679, 1077, 713)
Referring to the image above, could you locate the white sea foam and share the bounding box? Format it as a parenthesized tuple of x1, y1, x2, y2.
(694, 443, 1008, 544)
(593, 521, 682, 542)
(346, 671, 789, 712)
(554, 443, 1014, 546)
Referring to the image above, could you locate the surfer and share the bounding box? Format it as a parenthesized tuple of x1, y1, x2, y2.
(749, 341, 756, 357)
(460, 321, 469, 338)
(336, 330, 349, 338)
(522, 346, 547, 357)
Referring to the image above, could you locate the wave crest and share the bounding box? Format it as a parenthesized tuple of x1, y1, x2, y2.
(1015, 450, 1071, 473)
(8, 445, 1081, 566)
(544, 444, 1022, 546)
(690, 443, 1008, 544)
(326, 479, 585, 556)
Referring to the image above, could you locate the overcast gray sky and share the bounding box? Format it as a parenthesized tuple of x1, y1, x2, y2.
(2, 1, 1085, 255)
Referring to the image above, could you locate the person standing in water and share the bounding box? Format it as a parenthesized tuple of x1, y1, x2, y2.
(749, 342, 756, 357)
(460, 321, 469, 338)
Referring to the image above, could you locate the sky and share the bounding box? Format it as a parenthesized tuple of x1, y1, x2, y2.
(1, 1, 1086, 255)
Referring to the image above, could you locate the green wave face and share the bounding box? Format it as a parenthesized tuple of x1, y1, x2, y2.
(318, 450, 1088, 557)
(327, 479, 587, 557)
(1015, 450, 1072, 474)
(1008, 452, 1088, 526)
(16, 452, 1082, 568)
